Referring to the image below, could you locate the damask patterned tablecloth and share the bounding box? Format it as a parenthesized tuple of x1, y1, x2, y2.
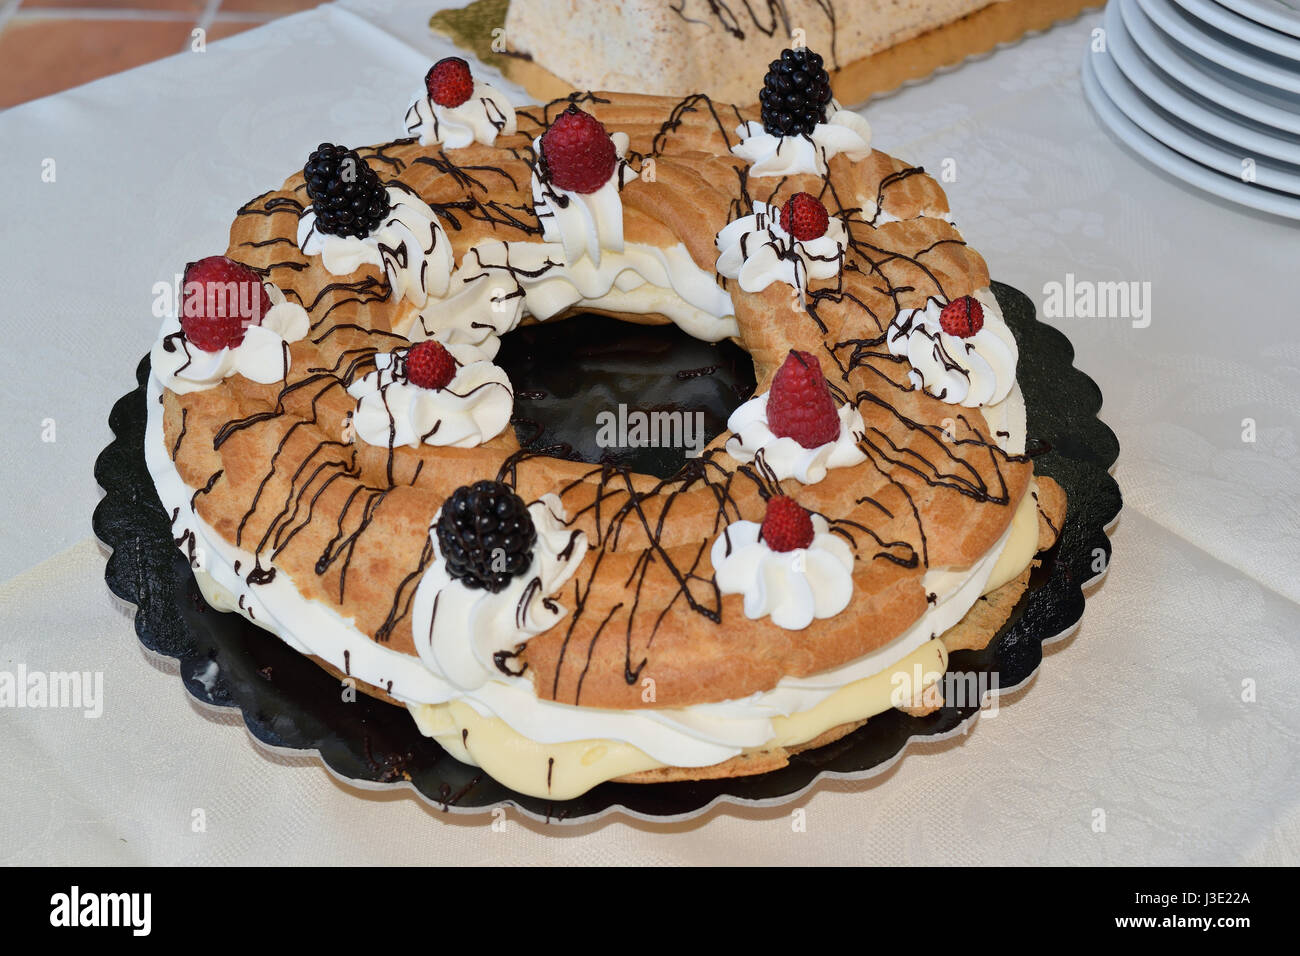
(0, 0, 1296, 864)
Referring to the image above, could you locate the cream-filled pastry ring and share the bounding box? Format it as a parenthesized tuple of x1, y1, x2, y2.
(149, 76, 1064, 798)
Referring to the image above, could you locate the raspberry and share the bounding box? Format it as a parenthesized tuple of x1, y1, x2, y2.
(540, 105, 617, 194)
(425, 57, 474, 109)
(780, 192, 829, 241)
(765, 350, 841, 449)
(303, 143, 390, 240)
(404, 340, 456, 390)
(437, 481, 537, 592)
(759, 47, 834, 137)
(179, 256, 271, 353)
(939, 295, 984, 338)
(760, 496, 815, 553)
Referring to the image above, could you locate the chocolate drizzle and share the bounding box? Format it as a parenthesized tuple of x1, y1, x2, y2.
(166, 93, 1029, 711)
(437, 774, 483, 809)
(376, 537, 435, 644)
(493, 645, 528, 678)
(669, 0, 841, 69)
(652, 92, 746, 154)
(237, 193, 304, 218)
(247, 559, 276, 586)
(171, 408, 188, 460)
(413, 151, 521, 193)
(515, 91, 612, 131)
(190, 469, 222, 511)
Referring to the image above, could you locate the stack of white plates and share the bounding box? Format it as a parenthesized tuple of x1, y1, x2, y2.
(1083, 0, 1300, 219)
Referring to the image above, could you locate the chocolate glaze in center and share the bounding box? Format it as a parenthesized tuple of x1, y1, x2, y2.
(494, 312, 757, 481)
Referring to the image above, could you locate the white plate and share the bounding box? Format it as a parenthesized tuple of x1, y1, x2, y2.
(1082, 48, 1300, 219)
(1175, 0, 1300, 61)
(1137, 0, 1300, 91)
(1092, 42, 1300, 193)
(1107, 3, 1300, 164)
(1211, 0, 1300, 39)
(1120, 0, 1300, 133)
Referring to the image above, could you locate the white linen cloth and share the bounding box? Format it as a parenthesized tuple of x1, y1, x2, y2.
(0, 1, 1296, 864)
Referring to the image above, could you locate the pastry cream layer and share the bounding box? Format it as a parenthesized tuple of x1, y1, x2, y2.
(409, 639, 949, 799)
(986, 476, 1039, 593)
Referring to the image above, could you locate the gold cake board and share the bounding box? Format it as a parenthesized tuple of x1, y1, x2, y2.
(430, 0, 1101, 107)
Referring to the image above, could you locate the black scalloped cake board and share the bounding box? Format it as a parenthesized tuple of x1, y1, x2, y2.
(93, 281, 1121, 823)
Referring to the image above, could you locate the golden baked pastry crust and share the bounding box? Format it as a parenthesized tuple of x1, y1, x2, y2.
(162, 90, 1049, 715)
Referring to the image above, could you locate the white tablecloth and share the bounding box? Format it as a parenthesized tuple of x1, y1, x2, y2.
(1, 0, 1296, 865)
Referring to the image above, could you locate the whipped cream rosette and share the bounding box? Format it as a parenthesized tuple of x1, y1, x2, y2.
(531, 132, 637, 267)
(725, 393, 866, 484)
(887, 287, 1018, 409)
(725, 346, 866, 483)
(152, 281, 309, 395)
(346, 342, 513, 449)
(711, 514, 854, 630)
(731, 102, 872, 178)
(411, 494, 589, 691)
(406, 81, 517, 149)
(297, 183, 453, 308)
(715, 200, 846, 293)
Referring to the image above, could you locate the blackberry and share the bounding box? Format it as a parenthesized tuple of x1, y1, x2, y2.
(759, 48, 833, 137)
(436, 481, 537, 593)
(303, 143, 391, 240)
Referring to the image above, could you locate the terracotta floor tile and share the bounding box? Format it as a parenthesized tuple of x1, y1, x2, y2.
(0, 19, 194, 109)
(220, 0, 325, 13)
(20, 1, 207, 11)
